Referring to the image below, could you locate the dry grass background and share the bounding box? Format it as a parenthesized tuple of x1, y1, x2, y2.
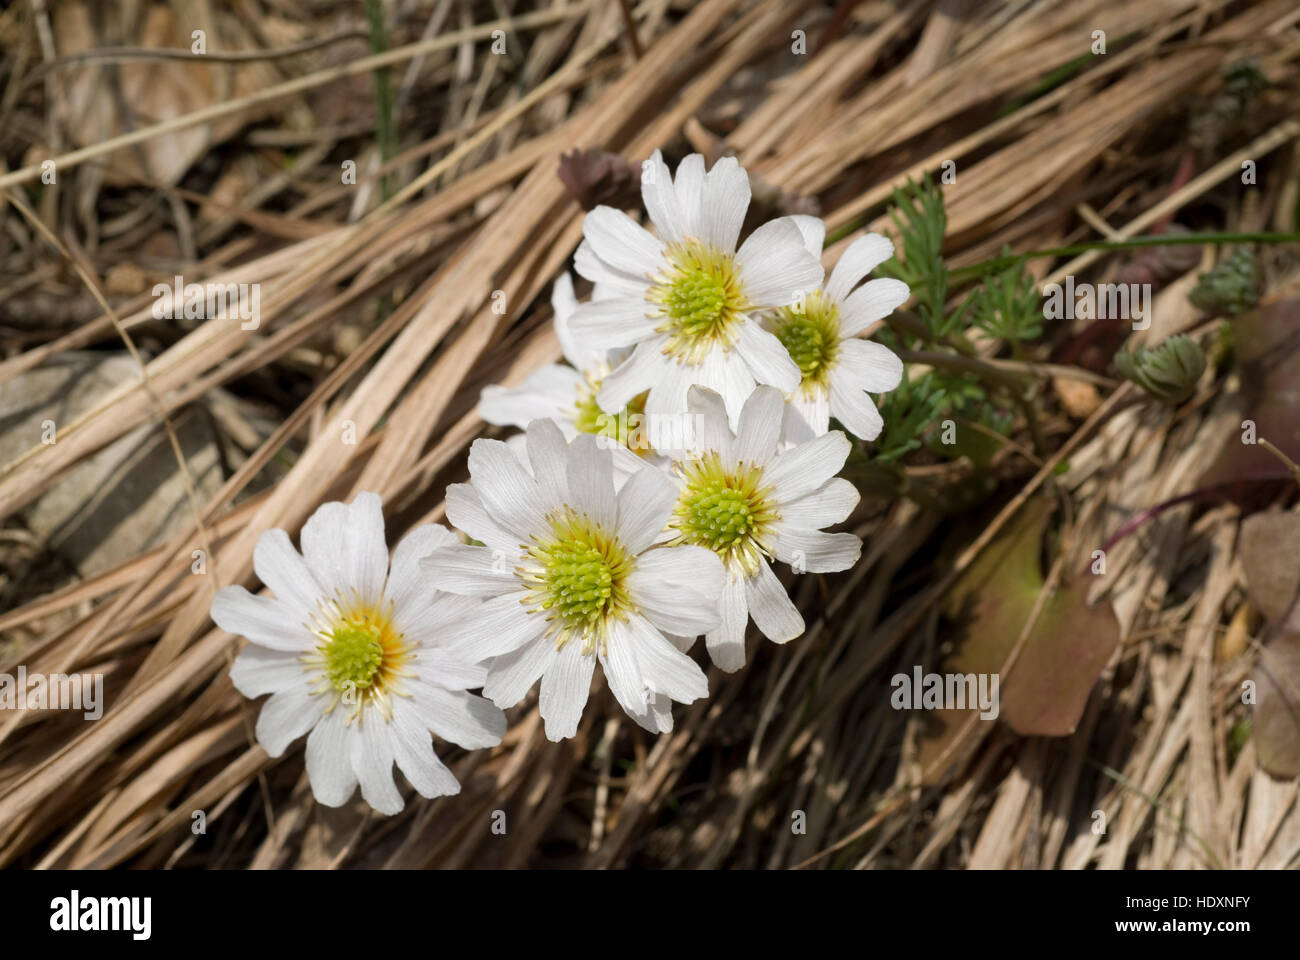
(0, 0, 1298, 869)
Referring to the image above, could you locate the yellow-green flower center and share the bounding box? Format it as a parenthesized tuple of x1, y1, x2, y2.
(573, 380, 652, 457)
(773, 290, 840, 395)
(307, 602, 413, 722)
(521, 508, 636, 653)
(670, 452, 777, 575)
(324, 621, 385, 691)
(649, 240, 747, 364)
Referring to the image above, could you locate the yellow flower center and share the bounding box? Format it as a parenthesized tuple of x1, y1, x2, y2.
(648, 239, 747, 364)
(519, 507, 636, 654)
(573, 378, 653, 458)
(773, 289, 841, 395)
(669, 452, 778, 576)
(306, 600, 414, 722)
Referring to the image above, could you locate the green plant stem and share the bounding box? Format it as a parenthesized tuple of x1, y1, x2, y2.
(364, 0, 396, 201)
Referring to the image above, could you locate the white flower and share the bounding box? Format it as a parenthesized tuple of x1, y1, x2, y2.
(666, 385, 862, 671)
(210, 493, 506, 816)
(772, 220, 909, 443)
(569, 150, 824, 430)
(478, 273, 656, 479)
(420, 420, 724, 740)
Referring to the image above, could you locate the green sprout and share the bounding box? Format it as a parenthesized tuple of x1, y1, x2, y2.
(1189, 247, 1258, 317)
(963, 249, 1043, 351)
(877, 174, 952, 339)
(1114, 334, 1207, 404)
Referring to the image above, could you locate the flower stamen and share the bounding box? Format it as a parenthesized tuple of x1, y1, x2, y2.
(303, 597, 414, 724)
(773, 290, 841, 396)
(519, 507, 636, 654)
(648, 240, 747, 364)
(669, 452, 778, 576)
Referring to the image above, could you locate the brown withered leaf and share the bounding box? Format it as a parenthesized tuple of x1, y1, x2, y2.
(1200, 298, 1300, 487)
(1238, 510, 1300, 624)
(51, 3, 271, 186)
(1255, 633, 1300, 778)
(917, 498, 1120, 779)
(557, 149, 642, 211)
(1237, 509, 1300, 778)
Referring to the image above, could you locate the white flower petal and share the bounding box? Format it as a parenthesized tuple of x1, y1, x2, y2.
(597, 339, 663, 413)
(735, 385, 785, 466)
(641, 355, 696, 422)
(566, 434, 617, 530)
(780, 477, 859, 528)
(788, 214, 826, 259)
(410, 683, 506, 749)
(539, 639, 596, 741)
(551, 270, 578, 318)
(735, 217, 824, 308)
(704, 574, 749, 671)
(665, 633, 696, 653)
(574, 239, 646, 298)
(643, 693, 676, 733)
(386, 523, 458, 617)
(549, 273, 591, 369)
(829, 372, 885, 441)
(420, 543, 517, 595)
(390, 700, 461, 799)
(680, 344, 759, 433)
(783, 387, 830, 444)
(413, 646, 490, 690)
(836, 338, 904, 393)
(764, 431, 851, 503)
(211, 586, 310, 652)
(838, 277, 910, 336)
(669, 153, 705, 236)
(443, 591, 543, 662)
(641, 149, 689, 244)
(479, 365, 582, 428)
(826, 233, 895, 303)
(252, 529, 321, 623)
(624, 612, 708, 702)
(352, 716, 404, 815)
(615, 465, 677, 554)
(698, 156, 749, 252)
(300, 492, 389, 605)
(600, 621, 648, 718)
(626, 545, 725, 636)
(745, 560, 804, 643)
(609, 443, 653, 490)
(734, 320, 800, 394)
(582, 205, 663, 277)
(398, 592, 482, 647)
(619, 687, 675, 734)
(254, 685, 323, 757)
(569, 297, 661, 352)
(685, 385, 735, 460)
(484, 636, 557, 707)
(445, 482, 518, 554)
(467, 438, 548, 539)
(306, 707, 358, 807)
(229, 644, 305, 698)
(526, 417, 571, 507)
(773, 526, 862, 572)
